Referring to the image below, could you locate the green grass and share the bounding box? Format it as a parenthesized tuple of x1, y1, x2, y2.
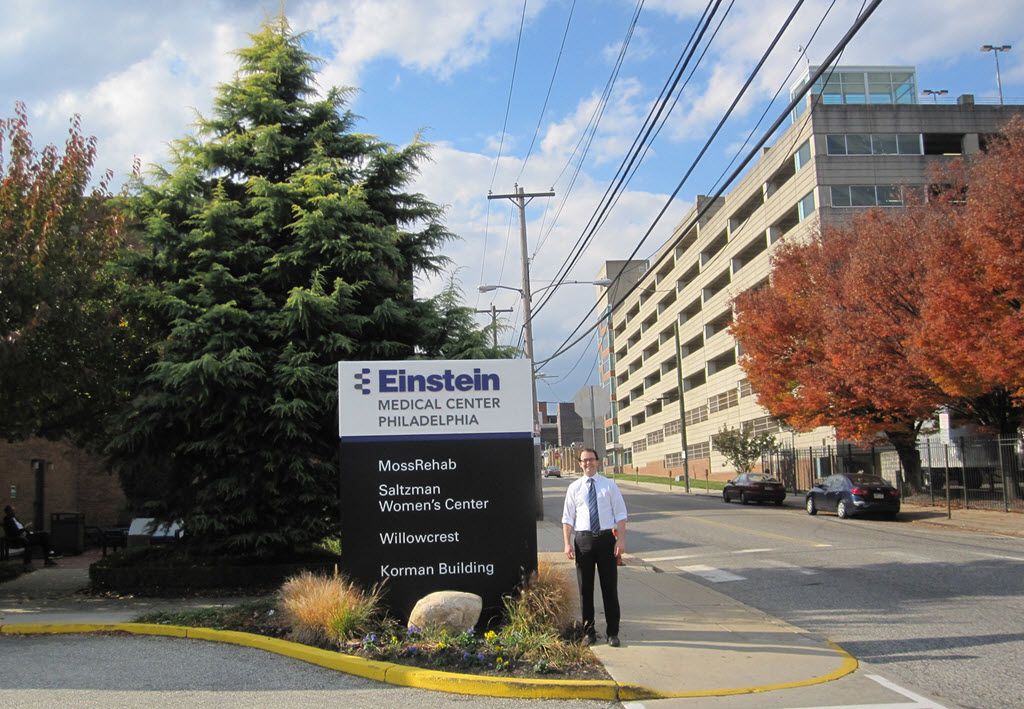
(605, 471, 726, 492)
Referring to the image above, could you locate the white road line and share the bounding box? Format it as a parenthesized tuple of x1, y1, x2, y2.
(731, 547, 773, 554)
(622, 674, 949, 709)
(865, 674, 950, 708)
(878, 550, 934, 563)
(971, 551, 1024, 562)
(763, 559, 819, 574)
(644, 553, 702, 562)
(677, 564, 746, 582)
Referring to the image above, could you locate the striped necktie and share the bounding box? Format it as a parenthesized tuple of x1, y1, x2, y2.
(588, 477, 601, 532)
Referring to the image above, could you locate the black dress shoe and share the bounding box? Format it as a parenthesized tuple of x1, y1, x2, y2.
(607, 635, 620, 647)
(583, 633, 597, 646)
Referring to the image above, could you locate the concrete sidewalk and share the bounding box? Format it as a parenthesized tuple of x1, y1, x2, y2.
(1, 500, 1020, 700)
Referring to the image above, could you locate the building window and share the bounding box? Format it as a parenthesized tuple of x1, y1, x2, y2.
(708, 389, 739, 413)
(665, 452, 683, 468)
(684, 404, 709, 426)
(826, 133, 923, 156)
(830, 185, 906, 208)
(741, 415, 782, 435)
(647, 429, 665, 447)
(797, 191, 815, 220)
(738, 379, 754, 398)
(664, 419, 681, 437)
(794, 139, 811, 170)
(687, 441, 711, 459)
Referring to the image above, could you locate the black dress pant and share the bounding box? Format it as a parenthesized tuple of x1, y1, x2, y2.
(574, 530, 620, 636)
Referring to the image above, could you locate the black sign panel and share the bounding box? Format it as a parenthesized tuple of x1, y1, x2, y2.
(339, 437, 537, 621)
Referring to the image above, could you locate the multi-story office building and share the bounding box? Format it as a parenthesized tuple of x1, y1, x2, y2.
(597, 66, 1024, 480)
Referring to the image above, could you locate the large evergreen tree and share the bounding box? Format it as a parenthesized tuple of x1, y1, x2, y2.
(110, 16, 452, 556)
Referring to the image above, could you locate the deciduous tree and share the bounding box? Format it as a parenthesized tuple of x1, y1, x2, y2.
(0, 103, 142, 447)
(714, 426, 779, 476)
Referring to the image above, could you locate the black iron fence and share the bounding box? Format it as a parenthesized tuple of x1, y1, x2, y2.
(763, 436, 1024, 513)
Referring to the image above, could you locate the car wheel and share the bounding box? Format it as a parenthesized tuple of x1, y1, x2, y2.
(774, 499, 784, 506)
(740, 492, 750, 505)
(837, 500, 850, 519)
(722, 490, 730, 503)
(806, 497, 817, 515)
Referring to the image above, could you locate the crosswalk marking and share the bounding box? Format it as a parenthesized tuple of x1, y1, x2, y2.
(677, 564, 746, 582)
(763, 559, 818, 574)
(878, 550, 934, 564)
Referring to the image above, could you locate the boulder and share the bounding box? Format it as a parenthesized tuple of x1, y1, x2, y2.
(408, 591, 483, 634)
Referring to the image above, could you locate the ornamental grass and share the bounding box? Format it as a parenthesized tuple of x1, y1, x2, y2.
(278, 569, 383, 647)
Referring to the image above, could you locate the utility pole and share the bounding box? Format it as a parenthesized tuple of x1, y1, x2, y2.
(488, 184, 554, 520)
(474, 304, 513, 349)
(673, 323, 691, 492)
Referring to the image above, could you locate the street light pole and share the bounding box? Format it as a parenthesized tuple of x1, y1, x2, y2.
(981, 44, 1012, 105)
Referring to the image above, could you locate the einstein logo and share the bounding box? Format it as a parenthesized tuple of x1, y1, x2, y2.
(354, 368, 371, 395)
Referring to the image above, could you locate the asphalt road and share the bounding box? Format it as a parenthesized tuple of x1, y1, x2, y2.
(544, 477, 1024, 709)
(0, 633, 619, 709)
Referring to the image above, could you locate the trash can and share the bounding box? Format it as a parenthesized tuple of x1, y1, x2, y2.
(50, 512, 85, 555)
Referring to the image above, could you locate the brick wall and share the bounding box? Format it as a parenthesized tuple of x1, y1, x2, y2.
(0, 438, 126, 531)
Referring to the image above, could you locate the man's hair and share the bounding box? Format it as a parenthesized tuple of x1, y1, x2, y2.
(3, 505, 13, 515)
(579, 448, 599, 460)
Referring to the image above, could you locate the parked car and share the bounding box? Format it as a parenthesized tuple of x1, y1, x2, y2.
(543, 466, 562, 478)
(805, 473, 900, 519)
(722, 473, 786, 505)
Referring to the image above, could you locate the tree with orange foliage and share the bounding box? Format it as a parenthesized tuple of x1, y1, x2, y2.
(733, 204, 949, 491)
(909, 118, 1024, 435)
(0, 103, 142, 447)
(734, 118, 1024, 492)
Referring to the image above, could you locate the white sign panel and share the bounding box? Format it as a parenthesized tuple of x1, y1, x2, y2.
(338, 359, 534, 440)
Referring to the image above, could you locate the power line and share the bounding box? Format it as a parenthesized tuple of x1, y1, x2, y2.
(487, 0, 528, 192)
(532, 0, 728, 317)
(536, 0, 884, 370)
(516, 0, 577, 183)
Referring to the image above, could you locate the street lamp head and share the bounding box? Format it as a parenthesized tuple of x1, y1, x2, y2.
(981, 44, 1012, 52)
(593, 278, 613, 287)
(477, 284, 500, 293)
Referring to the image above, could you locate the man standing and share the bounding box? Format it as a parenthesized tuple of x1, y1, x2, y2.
(562, 448, 627, 647)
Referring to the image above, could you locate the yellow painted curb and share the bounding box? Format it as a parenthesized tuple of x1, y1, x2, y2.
(0, 623, 857, 700)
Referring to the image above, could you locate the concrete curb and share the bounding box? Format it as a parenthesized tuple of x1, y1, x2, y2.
(0, 621, 857, 700)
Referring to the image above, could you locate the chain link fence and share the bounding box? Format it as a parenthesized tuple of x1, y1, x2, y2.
(763, 436, 1024, 513)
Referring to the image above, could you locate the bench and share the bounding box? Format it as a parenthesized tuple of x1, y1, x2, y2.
(0, 534, 43, 562)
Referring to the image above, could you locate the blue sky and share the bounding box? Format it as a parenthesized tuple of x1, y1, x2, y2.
(2, 0, 1023, 405)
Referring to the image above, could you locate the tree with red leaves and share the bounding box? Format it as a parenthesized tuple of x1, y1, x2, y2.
(733, 118, 1024, 491)
(910, 118, 1024, 435)
(0, 102, 142, 447)
(733, 205, 948, 491)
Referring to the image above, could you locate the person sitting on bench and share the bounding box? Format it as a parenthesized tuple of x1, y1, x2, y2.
(3, 505, 56, 567)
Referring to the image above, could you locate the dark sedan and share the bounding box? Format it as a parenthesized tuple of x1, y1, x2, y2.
(722, 473, 786, 505)
(805, 473, 900, 519)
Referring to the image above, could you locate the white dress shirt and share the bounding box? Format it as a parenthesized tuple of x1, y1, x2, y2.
(562, 473, 627, 532)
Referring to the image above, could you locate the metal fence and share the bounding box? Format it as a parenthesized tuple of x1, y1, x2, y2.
(762, 436, 1024, 513)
